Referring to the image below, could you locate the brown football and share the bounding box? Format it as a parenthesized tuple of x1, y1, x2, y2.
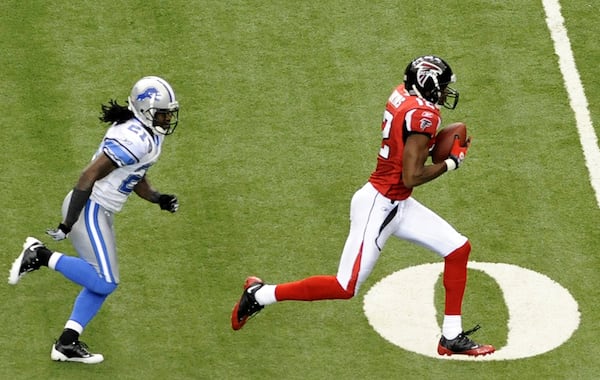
(431, 122, 467, 164)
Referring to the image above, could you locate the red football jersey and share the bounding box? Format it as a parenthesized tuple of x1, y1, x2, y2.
(369, 84, 442, 200)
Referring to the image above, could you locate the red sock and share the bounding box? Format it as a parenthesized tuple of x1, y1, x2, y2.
(443, 241, 471, 315)
(275, 275, 353, 301)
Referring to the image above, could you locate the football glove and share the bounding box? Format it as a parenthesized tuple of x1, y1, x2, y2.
(159, 194, 179, 213)
(445, 136, 471, 171)
(46, 223, 71, 241)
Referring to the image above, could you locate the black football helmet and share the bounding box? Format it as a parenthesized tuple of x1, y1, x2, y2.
(404, 55, 459, 109)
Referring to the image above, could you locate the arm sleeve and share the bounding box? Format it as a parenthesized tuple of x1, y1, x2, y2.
(63, 188, 93, 229)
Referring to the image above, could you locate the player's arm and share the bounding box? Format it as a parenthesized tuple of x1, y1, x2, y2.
(75, 153, 117, 192)
(47, 153, 116, 239)
(134, 176, 179, 213)
(67, 153, 116, 223)
(66, 153, 116, 226)
(402, 133, 448, 188)
(134, 175, 159, 202)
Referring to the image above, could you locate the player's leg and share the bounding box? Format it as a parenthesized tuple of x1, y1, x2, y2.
(392, 197, 494, 356)
(272, 183, 397, 301)
(11, 239, 118, 295)
(334, 182, 400, 296)
(51, 199, 118, 364)
(231, 182, 396, 330)
(52, 200, 118, 295)
(8, 201, 118, 295)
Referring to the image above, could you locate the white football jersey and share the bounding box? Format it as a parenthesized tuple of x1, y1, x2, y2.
(90, 118, 163, 212)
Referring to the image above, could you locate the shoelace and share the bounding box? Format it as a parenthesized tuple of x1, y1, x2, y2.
(24, 257, 40, 272)
(23, 245, 43, 271)
(451, 325, 482, 349)
(243, 285, 264, 318)
(463, 324, 481, 336)
(74, 341, 95, 356)
(463, 325, 481, 335)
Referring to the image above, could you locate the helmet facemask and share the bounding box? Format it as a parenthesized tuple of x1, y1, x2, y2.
(441, 86, 459, 110)
(144, 103, 180, 135)
(437, 73, 459, 110)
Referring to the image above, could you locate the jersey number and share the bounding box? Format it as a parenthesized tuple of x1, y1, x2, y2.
(118, 174, 143, 195)
(379, 110, 393, 159)
(116, 125, 153, 195)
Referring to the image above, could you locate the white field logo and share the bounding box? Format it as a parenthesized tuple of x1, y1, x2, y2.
(362, 262, 580, 360)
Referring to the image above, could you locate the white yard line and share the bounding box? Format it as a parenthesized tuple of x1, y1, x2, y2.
(543, 0, 600, 208)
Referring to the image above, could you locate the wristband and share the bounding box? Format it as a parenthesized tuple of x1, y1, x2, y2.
(58, 223, 71, 234)
(150, 191, 161, 204)
(444, 158, 457, 171)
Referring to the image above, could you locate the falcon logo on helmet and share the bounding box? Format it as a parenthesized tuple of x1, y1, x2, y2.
(415, 62, 444, 89)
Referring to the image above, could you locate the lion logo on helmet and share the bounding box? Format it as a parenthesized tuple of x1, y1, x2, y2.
(136, 87, 162, 102)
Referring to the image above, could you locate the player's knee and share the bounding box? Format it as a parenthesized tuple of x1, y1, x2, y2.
(445, 240, 471, 262)
(341, 288, 355, 299)
(90, 277, 118, 295)
(336, 281, 356, 300)
(103, 282, 118, 295)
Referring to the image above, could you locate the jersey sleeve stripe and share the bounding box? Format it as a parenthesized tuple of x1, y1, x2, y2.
(102, 138, 139, 167)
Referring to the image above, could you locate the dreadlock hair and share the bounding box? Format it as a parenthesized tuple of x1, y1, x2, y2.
(99, 99, 134, 124)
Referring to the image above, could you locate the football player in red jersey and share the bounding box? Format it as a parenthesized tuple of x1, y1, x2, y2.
(232, 56, 495, 356)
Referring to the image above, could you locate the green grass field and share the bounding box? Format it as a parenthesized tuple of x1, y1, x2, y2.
(1, 1, 599, 379)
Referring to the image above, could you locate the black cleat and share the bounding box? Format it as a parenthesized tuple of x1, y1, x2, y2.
(438, 325, 496, 356)
(231, 276, 265, 330)
(8, 237, 48, 285)
(51, 340, 104, 364)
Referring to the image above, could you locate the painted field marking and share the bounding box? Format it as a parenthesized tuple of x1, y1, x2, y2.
(543, 0, 600, 208)
(363, 262, 580, 360)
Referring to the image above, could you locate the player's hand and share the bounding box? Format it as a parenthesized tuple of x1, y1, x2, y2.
(159, 194, 179, 213)
(448, 135, 471, 170)
(46, 223, 71, 241)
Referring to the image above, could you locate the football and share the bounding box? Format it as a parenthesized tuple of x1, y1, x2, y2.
(431, 122, 468, 164)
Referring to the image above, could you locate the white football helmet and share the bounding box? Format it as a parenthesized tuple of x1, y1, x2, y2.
(128, 76, 180, 135)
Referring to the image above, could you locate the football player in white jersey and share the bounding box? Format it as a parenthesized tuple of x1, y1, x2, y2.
(8, 76, 181, 364)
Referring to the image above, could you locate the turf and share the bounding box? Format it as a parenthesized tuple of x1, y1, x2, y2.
(1, 1, 598, 379)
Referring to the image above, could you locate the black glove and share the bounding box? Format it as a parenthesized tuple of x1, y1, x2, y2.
(159, 194, 179, 213)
